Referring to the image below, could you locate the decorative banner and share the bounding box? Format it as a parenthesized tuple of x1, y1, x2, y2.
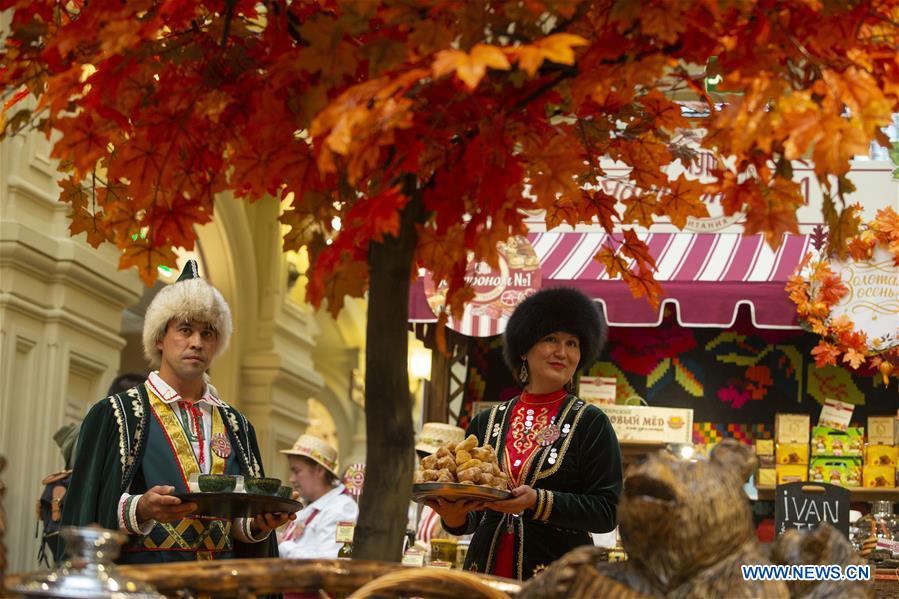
(830, 246, 898, 353)
(341, 463, 365, 500)
(424, 236, 541, 337)
(787, 207, 898, 384)
(596, 404, 693, 444)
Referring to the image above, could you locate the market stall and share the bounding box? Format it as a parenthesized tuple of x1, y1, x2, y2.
(406, 158, 898, 586)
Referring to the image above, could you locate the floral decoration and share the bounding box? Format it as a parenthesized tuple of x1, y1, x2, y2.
(786, 207, 899, 384)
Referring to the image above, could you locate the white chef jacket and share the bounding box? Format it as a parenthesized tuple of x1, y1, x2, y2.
(278, 483, 358, 559)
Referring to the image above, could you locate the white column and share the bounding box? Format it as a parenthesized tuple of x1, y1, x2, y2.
(0, 128, 142, 571)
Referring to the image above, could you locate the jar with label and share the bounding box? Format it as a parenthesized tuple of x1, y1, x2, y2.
(430, 538, 458, 567)
(852, 501, 899, 561)
(336, 521, 355, 560)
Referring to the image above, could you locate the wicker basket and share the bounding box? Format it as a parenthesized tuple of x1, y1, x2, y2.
(347, 567, 513, 599)
(874, 568, 899, 599)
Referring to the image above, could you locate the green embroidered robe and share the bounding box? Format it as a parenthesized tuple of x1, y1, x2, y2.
(60, 383, 278, 562)
(446, 395, 622, 580)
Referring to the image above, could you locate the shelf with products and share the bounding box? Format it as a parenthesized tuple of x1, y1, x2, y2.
(754, 486, 899, 503)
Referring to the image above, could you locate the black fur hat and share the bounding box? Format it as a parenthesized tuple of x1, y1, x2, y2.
(503, 286, 606, 378)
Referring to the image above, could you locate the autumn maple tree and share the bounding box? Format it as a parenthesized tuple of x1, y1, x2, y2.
(2, 0, 898, 561)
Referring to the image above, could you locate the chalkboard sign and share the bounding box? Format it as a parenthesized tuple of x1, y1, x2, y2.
(774, 482, 850, 538)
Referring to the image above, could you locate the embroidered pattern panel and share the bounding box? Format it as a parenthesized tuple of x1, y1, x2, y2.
(504, 400, 564, 487)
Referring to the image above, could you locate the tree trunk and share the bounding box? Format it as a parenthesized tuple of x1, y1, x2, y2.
(354, 187, 425, 562)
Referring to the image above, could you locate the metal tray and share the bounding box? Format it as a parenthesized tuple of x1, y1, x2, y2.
(411, 482, 512, 504)
(174, 492, 302, 519)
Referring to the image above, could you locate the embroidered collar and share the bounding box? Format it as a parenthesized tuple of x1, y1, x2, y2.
(302, 483, 348, 513)
(147, 371, 225, 407)
(520, 388, 568, 405)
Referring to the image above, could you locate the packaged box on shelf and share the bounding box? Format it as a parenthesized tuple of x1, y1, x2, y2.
(868, 416, 897, 446)
(757, 468, 777, 487)
(865, 445, 899, 468)
(755, 439, 774, 455)
(776, 442, 809, 465)
(810, 426, 864, 457)
(776, 413, 810, 444)
(808, 457, 862, 487)
(863, 465, 897, 488)
(758, 454, 775, 469)
(776, 464, 808, 484)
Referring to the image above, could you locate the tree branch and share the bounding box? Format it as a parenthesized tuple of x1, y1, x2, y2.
(221, 0, 237, 47)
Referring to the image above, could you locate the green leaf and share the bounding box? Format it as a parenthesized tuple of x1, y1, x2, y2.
(673, 358, 703, 397)
(776, 345, 805, 404)
(705, 331, 744, 351)
(806, 364, 865, 406)
(646, 358, 671, 388)
(888, 141, 899, 165)
(718, 347, 772, 367)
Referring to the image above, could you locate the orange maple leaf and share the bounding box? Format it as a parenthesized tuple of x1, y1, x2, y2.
(343, 185, 409, 243)
(305, 242, 370, 317)
(640, 90, 688, 131)
(659, 176, 708, 229)
(595, 245, 629, 280)
(611, 136, 671, 188)
(842, 348, 866, 370)
(828, 314, 854, 337)
(98, 193, 148, 247)
(50, 114, 115, 180)
(811, 341, 841, 367)
(527, 135, 586, 207)
(815, 272, 848, 305)
(823, 198, 862, 259)
(622, 192, 659, 227)
(320, 258, 370, 318)
(580, 189, 618, 232)
(545, 200, 580, 230)
(742, 178, 801, 249)
(837, 329, 869, 353)
(415, 224, 467, 284)
(432, 44, 511, 90)
(847, 234, 875, 261)
(58, 177, 89, 210)
(510, 33, 588, 76)
(618, 229, 657, 272)
(69, 206, 108, 248)
(873, 206, 899, 240)
(119, 241, 176, 286)
(146, 195, 212, 250)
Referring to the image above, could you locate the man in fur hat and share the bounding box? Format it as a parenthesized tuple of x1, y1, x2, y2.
(61, 260, 288, 562)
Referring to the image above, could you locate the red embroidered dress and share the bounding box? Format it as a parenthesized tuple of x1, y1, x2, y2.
(493, 388, 567, 578)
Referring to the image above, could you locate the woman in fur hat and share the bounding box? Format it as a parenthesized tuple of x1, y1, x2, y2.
(430, 287, 622, 580)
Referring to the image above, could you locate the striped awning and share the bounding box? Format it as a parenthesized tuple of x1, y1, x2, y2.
(409, 232, 810, 332)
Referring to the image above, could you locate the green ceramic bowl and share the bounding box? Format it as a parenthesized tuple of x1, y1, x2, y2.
(276, 485, 294, 499)
(245, 477, 281, 495)
(197, 474, 238, 493)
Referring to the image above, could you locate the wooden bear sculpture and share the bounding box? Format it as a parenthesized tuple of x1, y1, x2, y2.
(522, 439, 785, 598)
(521, 439, 873, 599)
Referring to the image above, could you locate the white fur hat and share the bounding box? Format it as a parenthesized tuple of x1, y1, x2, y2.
(142, 260, 232, 366)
